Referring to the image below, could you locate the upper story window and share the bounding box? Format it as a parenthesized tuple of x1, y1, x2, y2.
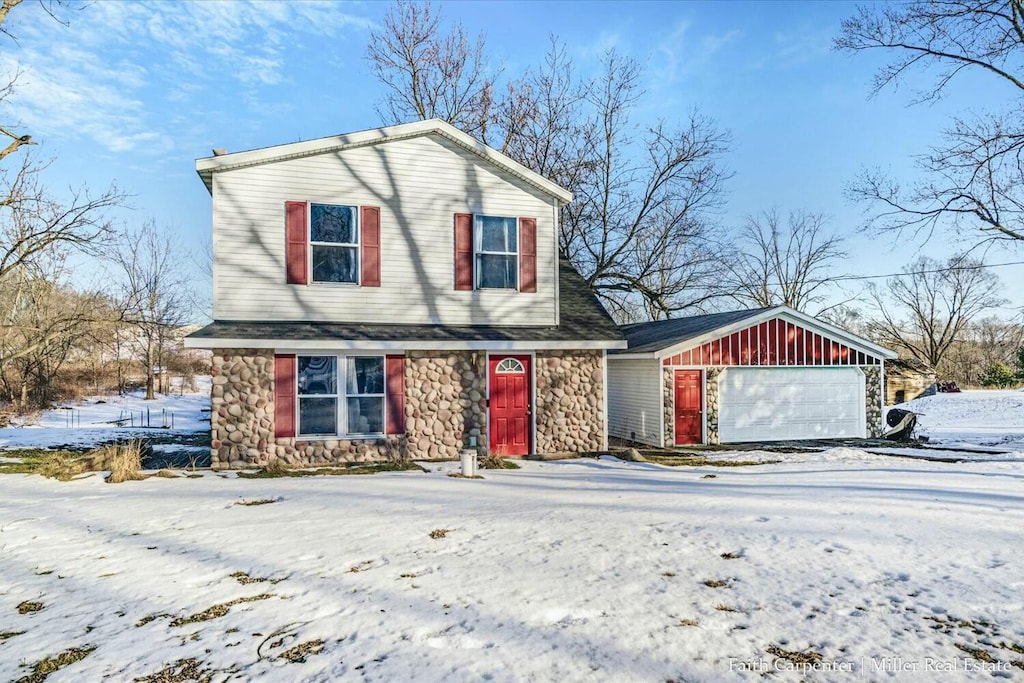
(311, 204, 359, 284)
(475, 215, 517, 289)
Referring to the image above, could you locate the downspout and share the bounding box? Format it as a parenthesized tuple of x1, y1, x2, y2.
(552, 197, 560, 326)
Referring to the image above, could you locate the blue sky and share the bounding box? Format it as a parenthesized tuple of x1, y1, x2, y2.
(2, 0, 1021, 318)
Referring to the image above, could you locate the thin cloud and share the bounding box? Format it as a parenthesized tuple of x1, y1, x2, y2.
(3, 0, 374, 154)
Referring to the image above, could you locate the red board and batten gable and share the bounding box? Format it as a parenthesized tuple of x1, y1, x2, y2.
(662, 317, 882, 367)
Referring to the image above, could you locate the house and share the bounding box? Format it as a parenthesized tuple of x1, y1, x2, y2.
(607, 306, 897, 446)
(884, 358, 937, 405)
(184, 120, 626, 468)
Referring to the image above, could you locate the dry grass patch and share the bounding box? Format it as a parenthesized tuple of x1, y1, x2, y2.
(99, 441, 145, 483)
(17, 601, 44, 614)
(0, 630, 24, 641)
(645, 454, 780, 468)
(429, 528, 452, 539)
(347, 560, 375, 573)
(720, 552, 741, 560)
(447, 472, 484, 479)
(153, 469, 180, 478)
(677, 618, 700, 627)
(714, 604, 740, 612)
(16, 645, 96, 683)
(955, 643, 995, 662)
(0, 449, 80, 476)
(2, 442, 148, 482)
(135, 613, 172, 627)
(169, 594, 274, 627)
(767, 645, 823, 666)
(37, 452, 89, 481)
(479, 455, 520, 469)
(278, 639, 325, 663)
(238, 461, 424, 478)
(235, 498, 278, 507)
(230, 571, 284, 585)
(703, 579, 729, 588)
(134, 657, 214, 683)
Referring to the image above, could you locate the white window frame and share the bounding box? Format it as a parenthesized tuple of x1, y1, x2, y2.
(296, 355, 339, 437)
(296, 353, 386, 438)
(309, 203, 360, 285)
(474, 214, 519, 290)
(343, 355, 386, 437)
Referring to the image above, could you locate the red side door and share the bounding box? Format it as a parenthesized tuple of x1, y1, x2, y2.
(674, 370, 703, 445)
(489, 354, 531, 456)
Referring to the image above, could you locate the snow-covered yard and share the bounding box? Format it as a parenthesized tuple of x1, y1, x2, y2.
(1, 387, 1023, 680)
(894, 388, 1024, 453)
(0, 379, 212, 468)
(2, 453, 1023, 681)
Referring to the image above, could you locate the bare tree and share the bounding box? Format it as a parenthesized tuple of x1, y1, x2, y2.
(366, 11, 732, 321)
(111, 224, 191, 400)
(940, 314, 1024, 385)
(366, 0, 498, 144)
(867, 255, 1006, 367)
(1, 155, 121, 281)
(726, 209, 848, 313)
(0, 254, 109, 408)
(563, 52, 731, 320)
(836, 1, 1024, 245)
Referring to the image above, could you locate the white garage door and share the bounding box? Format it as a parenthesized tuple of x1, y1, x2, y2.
(718, 367, 866, 442)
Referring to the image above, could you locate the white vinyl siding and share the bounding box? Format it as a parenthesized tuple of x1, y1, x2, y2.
(211, 134, 557, 325)
(718, 367, 866, 443)
(607, 358, 662, 446)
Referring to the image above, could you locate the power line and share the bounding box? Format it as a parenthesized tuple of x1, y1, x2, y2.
(825, 259, 1024, 283)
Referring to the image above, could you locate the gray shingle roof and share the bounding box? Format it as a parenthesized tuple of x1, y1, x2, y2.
(188, 258, 623, 345)
(615, 308, 773, 354)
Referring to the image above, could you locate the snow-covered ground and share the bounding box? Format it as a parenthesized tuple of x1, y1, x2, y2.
(0, 377, 210, 451)
(1, 383, 1022, 678)
(888, 388, 1024, 454)
(1, 454, 1023, 681)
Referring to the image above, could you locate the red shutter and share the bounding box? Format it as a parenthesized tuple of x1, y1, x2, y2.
(385, 354, 406, 435)
(274, 354, 296, 438)
(285, 201, 308, 285)
(519, 217, 537, 293)
(361, 205, 381, 287)
(454, 213, 474, 290)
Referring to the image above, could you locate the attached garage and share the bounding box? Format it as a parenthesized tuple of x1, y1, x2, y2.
(607, 306, 896, 446)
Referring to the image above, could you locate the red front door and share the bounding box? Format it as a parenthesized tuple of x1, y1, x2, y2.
(674, 370, 703, 445)
(488, 354, 531, 456)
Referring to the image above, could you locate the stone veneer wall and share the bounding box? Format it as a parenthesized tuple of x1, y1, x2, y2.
(662, 367, 720, 446)
(212, 350, 487, 468)
(863, 365, 883, 438)
(211, 349, 274, 468)
(534, 350, 605, 453)
(404, 351, 487, 459)
(704, 368, 721, 445)
(211, 348, 603, 468)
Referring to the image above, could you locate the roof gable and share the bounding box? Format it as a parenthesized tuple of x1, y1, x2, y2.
(616, 306, 896, 363)
(195, 119, 573, 203)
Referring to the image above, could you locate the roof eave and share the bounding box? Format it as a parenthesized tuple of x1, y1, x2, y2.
(184, 336, 626, 351)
